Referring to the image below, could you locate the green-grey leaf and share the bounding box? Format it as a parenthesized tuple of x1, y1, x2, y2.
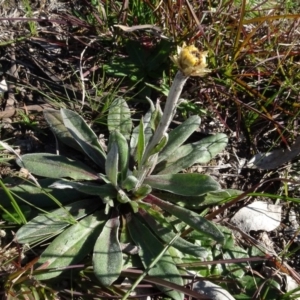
(151, 100, 163, 131)
(133, 184, 152, 200)
(35, 210, 107, 280)
(117, 189, 131, 203)
(61, 108, 106, 168)
(108, 98, 133, 140)
(93, 215, 122, 286)
(16, 199, 101, 244)
(145, 196, 224, 243)
(43, 109, 82, 152)
(122, 175, 139, 191)
(129, 201, 139, 213)
(105, 142, 119, 186)
(49, 180, 117, 202)
(157, 115, 201, 163)
(127, 214, 183, 300)
(152, 189, 242, 209)
(156, 133, 228, 174)
(136, 118, 145, 168)
(139, 206, 208, 258)
(109, 131, 129, 181)
(17, 153, 99, 180)
(148, 133, 168, 157)
(0, 178, 83, 208)
(130, 108, 154, 157)
(144, 173, 220, 196)
(143, 108, 155, 145)
(130, 124, 140, 157)
(222, 246, 248, 278)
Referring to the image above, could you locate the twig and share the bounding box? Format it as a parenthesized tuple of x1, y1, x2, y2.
(79, 38, 97, 109)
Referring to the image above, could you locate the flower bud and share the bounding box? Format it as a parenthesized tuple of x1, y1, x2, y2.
(171, 42, 210, 77)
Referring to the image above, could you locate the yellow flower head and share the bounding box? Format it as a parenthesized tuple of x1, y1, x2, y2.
(171, 42, 210, 77)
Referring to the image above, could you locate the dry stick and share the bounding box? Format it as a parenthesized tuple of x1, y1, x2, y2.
(0, 109, 15, 119)
(79, 38, 97, 109)
(5, 41, 18, 111)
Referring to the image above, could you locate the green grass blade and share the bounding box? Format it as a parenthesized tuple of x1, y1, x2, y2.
(0, 179, 26, 224)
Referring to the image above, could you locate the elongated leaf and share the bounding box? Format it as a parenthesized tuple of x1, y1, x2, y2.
(136, 118, 145, 168)
(156, 133, 228, 174)
(61, 108, 106, 168)
(130, 110, 153, 161)
(105, 142, 119, 186)
(17, 153, 99, 180)
(109, 131, 129, 181)
(144, 173, 220, 196)
(50, 180, 117, 200)
(35, 210, 107, 280)
(144, 195, 224, 243)
(152, 189, 242, 209)
(130, 104, 154, 157)
(127, 214, 183, 300)
(143, 105, 155, 143)
(108, 98, 133, 140)
(16, 199, 101, 244)
(148, 133, 168, 157)
(0, 178, 83, 208)
(151, 100, 163, 131)
(130, 124, 141, 157)
(93, 215, 122, 286)
(139, 206, 208, 258)
(157, 115, 201, 163)
(43, 109, 82, 152)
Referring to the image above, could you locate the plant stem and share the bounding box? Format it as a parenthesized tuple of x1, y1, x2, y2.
(140, 71, 188, 176)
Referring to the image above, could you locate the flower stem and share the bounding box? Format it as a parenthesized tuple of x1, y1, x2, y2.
(142, 71, 188, 165)
(134, 71, 188, 188)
